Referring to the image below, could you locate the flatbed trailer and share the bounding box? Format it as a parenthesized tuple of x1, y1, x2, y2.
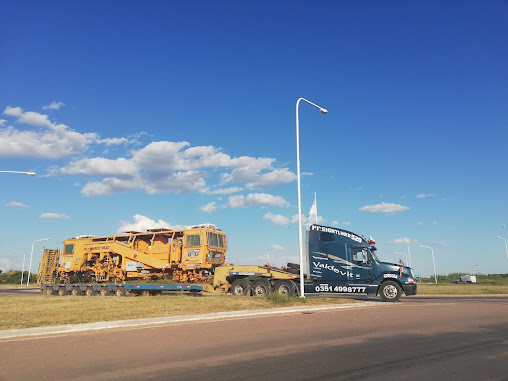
(41, 283, 205, 297)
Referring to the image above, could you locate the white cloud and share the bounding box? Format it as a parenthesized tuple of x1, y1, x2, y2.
(205, 186, 243, 195)
(386, 237, 418, 244)
(96, 137, 129, 146)
(5, 201, 29, 208)
(1, 106, 97, 159)
(359, 202, 410, 213)
(42, 101, 64, 110)
(201, 202, 217, 213)
(52, 157, 138, 177)
(2, 105, 298, 197)
(117, 214, 189, 233)
(264, 212, 290, 227)
(227, 193, 289, 208)
(270, 244, 285, 251)
(0, 119, 6, 126)
(416, 193, 436, 199)
(40, 212, 70, 219)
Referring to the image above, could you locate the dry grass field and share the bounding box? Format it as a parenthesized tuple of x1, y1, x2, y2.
(0, 293, 356, 330)
(416, 283, 508, 295)
(2, 283, 507, 331)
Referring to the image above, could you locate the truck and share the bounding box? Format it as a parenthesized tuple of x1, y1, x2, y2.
(39, 224, 417, 302)
(454, 275, 477, 283)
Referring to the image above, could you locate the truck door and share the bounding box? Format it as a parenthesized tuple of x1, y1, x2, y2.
(351, 247, 373, 282)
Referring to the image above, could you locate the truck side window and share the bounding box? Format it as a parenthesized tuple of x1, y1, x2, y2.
(320, 232, 335, 241)
(64, 244, 74, 254)
(186, 235, 201, 247)
(353, 250, 364, 262)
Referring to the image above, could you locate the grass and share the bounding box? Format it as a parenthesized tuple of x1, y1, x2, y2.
(0, 293, 356, 330)
(2, 282, 507, 331)
(417, 283, 508, 295)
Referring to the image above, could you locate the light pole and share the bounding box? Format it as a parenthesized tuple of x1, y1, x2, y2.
(26, 238, 50, 287)
(0, 170, 36, 175)
(496, 236, 508, 260)
(296, 98, 327, 298)
(395, 252, 408, 264)
(419, 245, 437, 283)
(16, 251, 26, 286)
(406, 243, 412, 268)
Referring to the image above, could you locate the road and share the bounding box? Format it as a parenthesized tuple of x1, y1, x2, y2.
(1, 296, 507, 380)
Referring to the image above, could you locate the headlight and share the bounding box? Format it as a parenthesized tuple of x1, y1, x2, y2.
(407, 277, 414, 283)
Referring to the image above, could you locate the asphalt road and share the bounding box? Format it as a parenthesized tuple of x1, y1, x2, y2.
(1, 295, 507, 381)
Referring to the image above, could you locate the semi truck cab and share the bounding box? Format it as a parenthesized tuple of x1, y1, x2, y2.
(305, 224, 417, 302)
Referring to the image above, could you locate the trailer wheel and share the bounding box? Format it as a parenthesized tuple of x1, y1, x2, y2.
(230, 279, 251, 296)
(252, 279, 272, 297)
(58, 287, 69, 296)
(114, 287, 126, 297)
(100, 287, 112, 297)
(43, 287, 53, 296)
(71, 287, 82, 296)
(273, 280, 297, 296)
(379, 281, 402, 302)
(84, 287, 96, 297)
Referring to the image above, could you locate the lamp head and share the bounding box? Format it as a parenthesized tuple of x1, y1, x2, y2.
(320, 108, 328, 115)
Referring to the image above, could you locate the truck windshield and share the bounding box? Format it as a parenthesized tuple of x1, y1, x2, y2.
(369, 249, 380, 263)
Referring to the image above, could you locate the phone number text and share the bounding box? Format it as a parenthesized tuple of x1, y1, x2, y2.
(315, 285, 367, 293)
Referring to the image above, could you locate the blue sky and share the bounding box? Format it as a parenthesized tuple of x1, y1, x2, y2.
(0, 0, 506, 278)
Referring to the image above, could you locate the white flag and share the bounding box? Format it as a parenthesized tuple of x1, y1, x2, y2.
(306, 193, 318, 229)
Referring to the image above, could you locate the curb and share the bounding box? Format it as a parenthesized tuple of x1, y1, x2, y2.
(0, 302, 382, 340)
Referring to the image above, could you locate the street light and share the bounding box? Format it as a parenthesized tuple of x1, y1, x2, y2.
(26, 238, 50, 287)
(420, 245, 437, 284)
(16, 251, 26, 286)
(296, 97, 327, 298)
(0, 170, 36, 175)
(496, 236, 508, 260)
(395, 252, 409, 264)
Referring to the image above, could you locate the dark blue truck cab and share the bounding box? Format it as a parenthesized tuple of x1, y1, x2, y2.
(304, 224, 417, 302)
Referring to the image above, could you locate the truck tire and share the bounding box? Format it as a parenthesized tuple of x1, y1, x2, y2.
(287, 262, 300, 270)
(84, 287, 96, 297)
(273, 280, 297, 296)
(100, 287, 112, 296)
(286, 268, 299, 275)
(230, 279, 251, 296)
(379, 281, 402, 302)
(71, 287, 82, 296)
(57, 287, 69, 296)
(114, 287, 126, 297)
(43, 287, 54, 296)
(252, 279, 272, 297)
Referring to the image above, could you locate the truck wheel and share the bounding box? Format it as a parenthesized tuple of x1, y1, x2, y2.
(252, 279, 272, 297)
(114, 287, 126, 297)
(230, 279, 251, 296)
(100, 287, 112, 297)
(273, 280, 297, 296)
(71, 287, 82, 296)
(287, 262, 300, 270)
(58, 287, 69, 296)
(43, 287, 54, 296)
(379, 281, 402, 302)
(84, 287, 96, 297)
